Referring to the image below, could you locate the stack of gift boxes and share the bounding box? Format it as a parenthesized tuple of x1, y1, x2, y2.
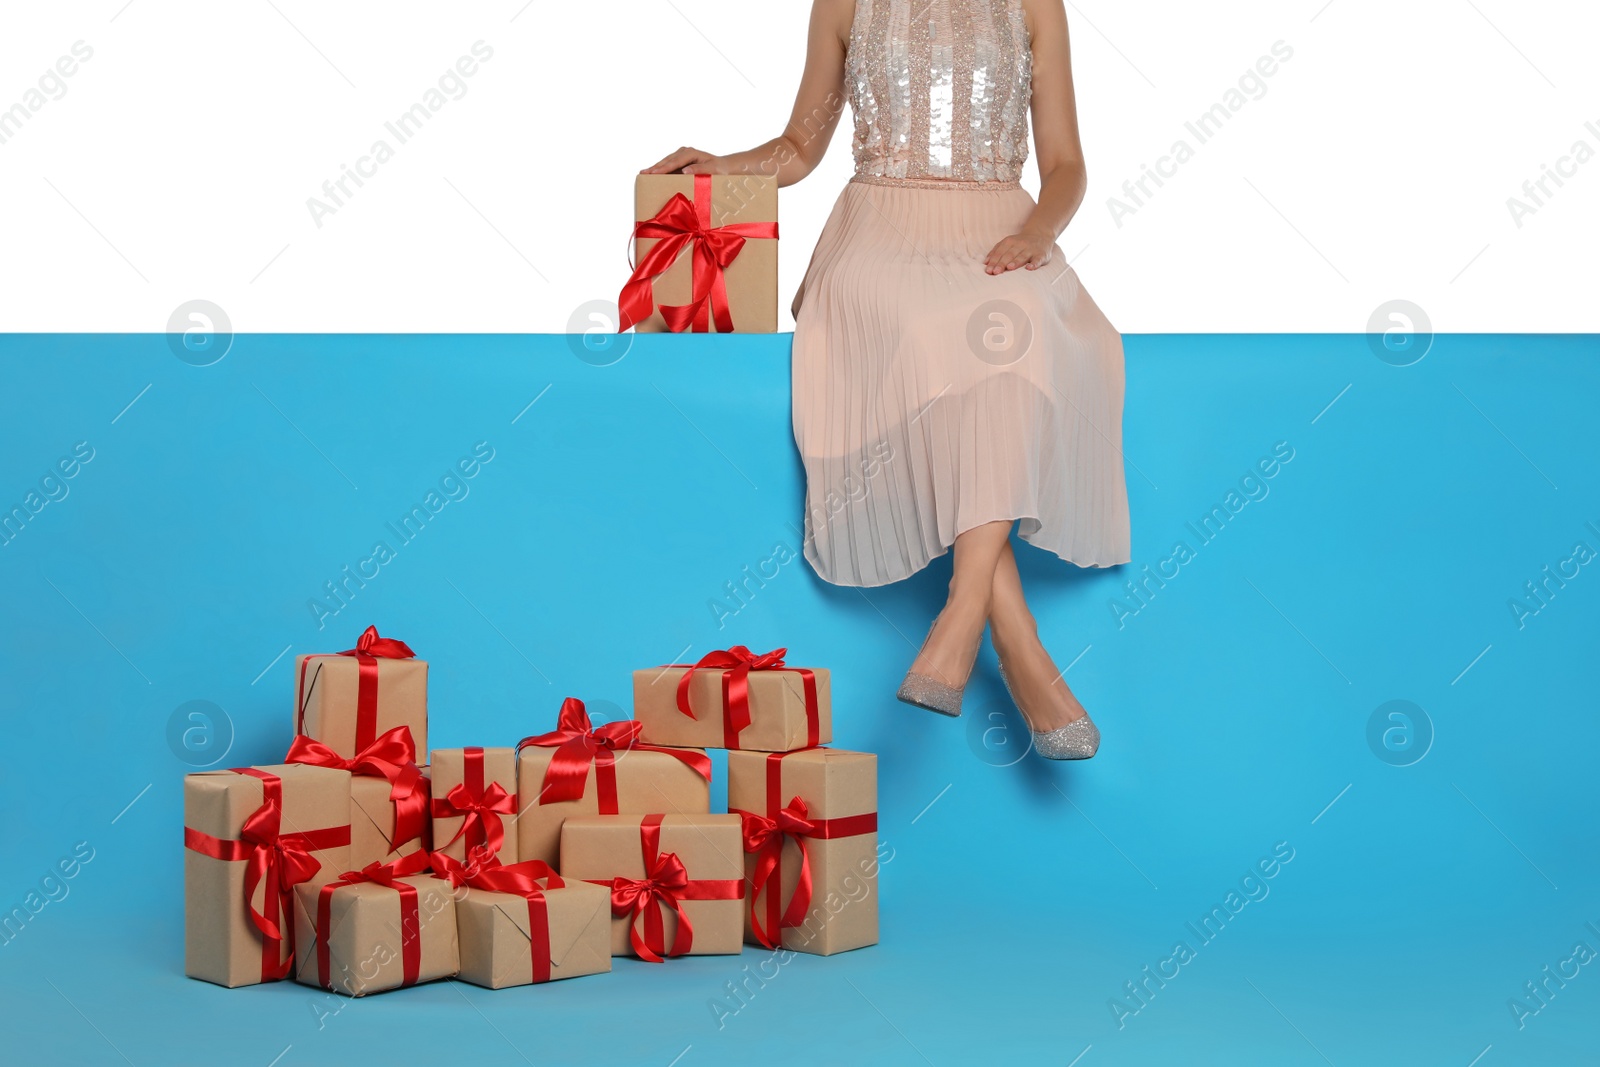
(183, 627, 880, 995)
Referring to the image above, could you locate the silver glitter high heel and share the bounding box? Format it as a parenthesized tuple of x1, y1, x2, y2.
(896, 616, 981, 717)
(997, 660, 1100, 760)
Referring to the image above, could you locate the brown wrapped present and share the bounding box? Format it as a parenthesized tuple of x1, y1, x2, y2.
(284, 728, 431, 868)
(618, 173, 779, 334)
(515, 697, 712, 866)
(184, 764, 351, 987)
(634, 647, 830, 751)
(295, 625, 427, 759)
(431, 747, 517, 865)
(435, 851, 612, 988)
(729, 748, 879, 956)
(291, 851, 459, 995)
(560, 813, 745, 960)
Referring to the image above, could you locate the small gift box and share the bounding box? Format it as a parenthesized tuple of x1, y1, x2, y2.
(431, 747, 517, 866)
(285, 727, 431, 868)
(295, 625, 428, 759)
(292, 852, 459, 996)
(184, 764, 351, 987)
(515, 697, 712, 866)
(634, 646, 831, 751)
(560, 813, 746, 960)
(436, 851, 612, 988)
(619, 173, 779, 334)
(728, 748, 879, 956)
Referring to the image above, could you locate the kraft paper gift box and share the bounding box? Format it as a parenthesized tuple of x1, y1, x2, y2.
(295, 625, 428, 760)
(728, 748, 879, 956)
(516, 697, 712, 866)
(436, 852, 612, 988)
(431, 747, 518, 865)
(291, 852, 459, 996)
(184, 764, 351, 987)
(634, 647, 831, 751)
(285, 728, 432, 869)
(560, 813, 746, 960)
(619, 173, 779, 334)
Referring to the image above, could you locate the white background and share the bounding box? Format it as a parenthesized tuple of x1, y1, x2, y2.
(0, 0, 1595, 334)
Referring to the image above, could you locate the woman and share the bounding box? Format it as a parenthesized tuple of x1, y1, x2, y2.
(645, 0, 1130, 759)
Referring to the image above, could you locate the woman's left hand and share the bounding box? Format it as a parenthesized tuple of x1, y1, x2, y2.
(983, 231, 1055, 275)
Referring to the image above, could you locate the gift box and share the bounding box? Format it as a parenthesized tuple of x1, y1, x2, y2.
(619, 173, 779, 334)
(295, 625, 427, 759)
(285, 727, 431, 868)
(560, 813, 745, 960)
(291, 852, 459, 995)
(634, 646, 830, 751)
(184, 764, 351, 987)
(431, 747, 517, 865)
(436, 851, 612, 988)
(728, 748, 879, 956)
(516, 697, 712, 866)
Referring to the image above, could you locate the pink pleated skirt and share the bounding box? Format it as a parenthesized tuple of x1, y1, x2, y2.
(790, 177, 1132, 587)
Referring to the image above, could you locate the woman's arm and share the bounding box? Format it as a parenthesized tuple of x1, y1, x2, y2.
(985, 0, 1088, 274)
(643, 0, 853, 187)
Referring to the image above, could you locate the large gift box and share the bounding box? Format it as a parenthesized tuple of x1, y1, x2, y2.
(291, 852, 459, 995)
(286, 727, 431, 868)
(184, 764, 351, 987)
(634, 646, 831, 751)
(560, 813, 746, 960)
(436, 851, 612, 988)
(295, 625, 428, 759)
(515, 697, 712, 866)
(618, 173, 779, 334)
(431, 747, 517, 865)
(728, 748, 879, 956)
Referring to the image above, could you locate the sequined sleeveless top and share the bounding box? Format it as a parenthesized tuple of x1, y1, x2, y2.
(846, 0, 1033, 188)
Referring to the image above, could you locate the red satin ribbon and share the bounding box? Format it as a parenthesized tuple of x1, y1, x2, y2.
(315, 850, 433, 992)
(295, 625, 417, 750)
(732, 751, 878, 950)
(181, 768, 351, 981)
(670, 646, 820, 749)
(431, 747, 515, 858)
(285, 725, 428, 848)
(519, 697, 712, 810)
(617, 173, 779, 334)
(433, 850, 565, 983)
(591, 814, 744, 963)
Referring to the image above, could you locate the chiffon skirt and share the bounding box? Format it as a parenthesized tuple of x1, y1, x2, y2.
(790, 178, 1132, 587)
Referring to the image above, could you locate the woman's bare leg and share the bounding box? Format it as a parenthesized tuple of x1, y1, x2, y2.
(906, 520, 1012, 687)
(988, 541, 1089, 731)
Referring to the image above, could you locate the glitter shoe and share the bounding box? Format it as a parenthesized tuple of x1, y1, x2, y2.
(998, 660, 1100, 760)
(896, 616, 980, 717)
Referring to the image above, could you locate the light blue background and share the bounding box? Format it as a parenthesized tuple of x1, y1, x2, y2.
(1, 332, 1597, 1065)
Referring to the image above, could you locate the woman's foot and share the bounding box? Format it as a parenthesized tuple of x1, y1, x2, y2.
(896, 598, 987, 716)
(991, 607, 1099, 759)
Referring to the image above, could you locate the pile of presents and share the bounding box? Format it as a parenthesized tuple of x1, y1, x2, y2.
(183, 627, 879, 994)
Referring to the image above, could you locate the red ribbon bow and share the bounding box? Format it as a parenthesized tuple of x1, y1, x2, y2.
(738, 796, 818, 950)
(519, 697, 712, 810)
(609, 848, 694, 964)
(296, 624, 418, 749)
(285, 725, 428, 848)
(430, 747, 516, 858)
(617, 173, 779, 334)
(432, 849, 566, 983)
(316, 850, 433, 992)
(182, 768, 350, 981)
(672, 646, 820, 749)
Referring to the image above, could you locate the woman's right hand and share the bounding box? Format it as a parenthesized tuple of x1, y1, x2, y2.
(641, 146, 723, 174)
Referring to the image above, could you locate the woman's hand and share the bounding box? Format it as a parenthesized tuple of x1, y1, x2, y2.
(983, 231, 1056, 275)
(642, 146, 728, 175)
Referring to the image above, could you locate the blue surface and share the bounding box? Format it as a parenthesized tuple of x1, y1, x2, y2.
(1, 332, 1597, 1065)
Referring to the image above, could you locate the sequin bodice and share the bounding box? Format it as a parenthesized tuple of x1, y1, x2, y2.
(846, 0, 1033, 186)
